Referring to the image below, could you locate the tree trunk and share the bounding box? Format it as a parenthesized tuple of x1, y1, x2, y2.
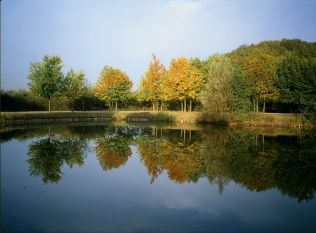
(262, 135, 265, 154)
(263, 100, 266, 113)
(263, 97, 266, 113)
(48, 99, 51, 112)
(152, 127, 155, 136)
(256, 101, 259, 113)
(184, 97, 187, 112)
(115, 102, 118, 111)
(253, 98, 255, 112)
(160, 101, 163, 111)
(189, 100, 192, 112)
(152, 102, 155, 111)
(72, 99, 74, 112)
(82, 99, 85, 112)
(181, 102, 183, 112)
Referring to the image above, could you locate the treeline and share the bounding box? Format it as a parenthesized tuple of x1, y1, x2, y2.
(228, 39, 316, 113)
(1, 39, 315, 113)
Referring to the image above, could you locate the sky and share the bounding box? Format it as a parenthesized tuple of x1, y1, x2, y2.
(1, 0, 316, 90)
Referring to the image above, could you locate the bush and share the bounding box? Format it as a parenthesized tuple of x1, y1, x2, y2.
(0, 90, 46, 111)
(0, 90, 107, 112)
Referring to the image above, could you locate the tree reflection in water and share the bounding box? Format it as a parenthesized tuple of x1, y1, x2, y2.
(136, 129, 204, 184)
(14, 124, 315, 202)
(95, 126, 133, 170)
(27, 136, 87, 183)
(96, 135, 132, 170)
(136, 127, 316, 202)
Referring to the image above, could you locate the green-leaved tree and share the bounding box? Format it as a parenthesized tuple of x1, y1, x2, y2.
(277, 56, 316, 113)
(64, 69, 87, 112)
(200, 55, 234, 114)
(27, 55, 65, 112)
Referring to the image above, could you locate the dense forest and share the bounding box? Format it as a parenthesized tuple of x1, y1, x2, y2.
(1, 39, 315, 114)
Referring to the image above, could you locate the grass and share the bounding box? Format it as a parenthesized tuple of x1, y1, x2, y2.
(0, 110, 315, 128)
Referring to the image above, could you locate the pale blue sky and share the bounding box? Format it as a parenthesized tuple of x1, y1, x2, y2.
(1, 0, 316, 90)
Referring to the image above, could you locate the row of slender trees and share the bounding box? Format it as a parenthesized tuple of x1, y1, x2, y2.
(25, 39, 316, 113)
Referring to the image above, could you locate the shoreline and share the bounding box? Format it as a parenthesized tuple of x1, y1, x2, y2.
(0, 111, 314, 128)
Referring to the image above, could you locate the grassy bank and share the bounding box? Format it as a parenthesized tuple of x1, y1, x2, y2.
(0, 111, 314, 128)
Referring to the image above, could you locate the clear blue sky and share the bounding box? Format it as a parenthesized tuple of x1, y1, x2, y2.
(1, 0, 316, 90)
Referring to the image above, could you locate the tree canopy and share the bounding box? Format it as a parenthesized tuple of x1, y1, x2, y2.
(228, 39, 316, 113)
(161, 57, 204, 112)
(96, 66, 133, 110)
(64, 69, 87, 112)
(138, 54, 166, 111)
(27, 55, 65, 111)
(277, 56, 316, 112)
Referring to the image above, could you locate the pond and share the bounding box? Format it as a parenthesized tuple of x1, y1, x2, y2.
(1, 122, 316, 233)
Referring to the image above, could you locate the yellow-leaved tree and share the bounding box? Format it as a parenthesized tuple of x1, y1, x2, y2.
(243, 53, 279, 112)
(95, 66, 133, 111)
(162, 57, 203, 111)
(138, 54, 166, 111)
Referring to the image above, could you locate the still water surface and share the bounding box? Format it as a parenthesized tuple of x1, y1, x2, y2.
(1, 123, 316, 233)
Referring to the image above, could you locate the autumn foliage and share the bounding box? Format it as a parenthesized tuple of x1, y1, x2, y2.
(22, 39, 316, 114)
(161, 57, 204, 112)
(138, 54, 166, 111)
(96, 66, 133, 110)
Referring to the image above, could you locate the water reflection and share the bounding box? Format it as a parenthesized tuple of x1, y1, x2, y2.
(136, 133, 204, 184)
(27, 136, 87, 183)
(96, 127, 132, 170)
(1, 124, 315, 202)
(200, 130, 316, 202)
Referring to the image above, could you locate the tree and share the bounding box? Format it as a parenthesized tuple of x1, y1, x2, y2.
(27, 55, 65, 112)
(64, 69, 87, 112)
(80, 84, 91, 112)
(162, 57, 203, 111)
(200, 55, 234, 114)
(228, 39, 316, 112)
(277, 56, 316, 113)
(95, 66, 133, 111)
(228, 66, 252, 113)
(243, 53, 279, 112)
(138, 54, 166, 111)
(190, 57, 210, 85)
